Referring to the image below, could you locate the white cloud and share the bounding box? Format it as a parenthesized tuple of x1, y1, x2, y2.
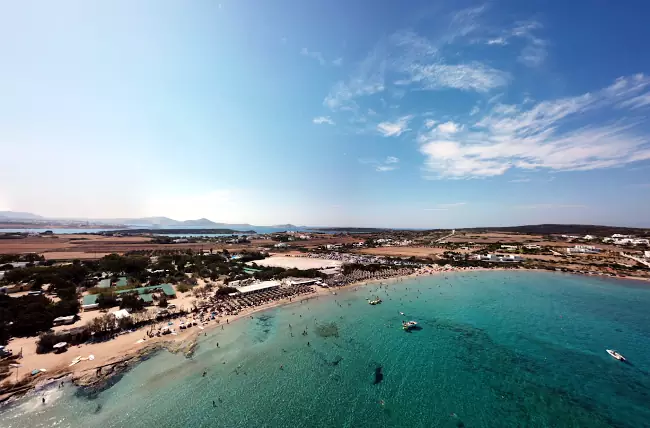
(487, 37, 507, 45)
(376, 165, 397, 172)
(436, 121, 461, 134)
(377, 115, 413, 137)
(301, 47, 326, 65)
(385, 156, 400, 164)
(469, 106, 480, 116)
(418, 74, 650, 178)
(508, 178, 531, 183)
(332, 57, 343, 66)
(313, 116, 335, 125)
(424, 119, 437, 128)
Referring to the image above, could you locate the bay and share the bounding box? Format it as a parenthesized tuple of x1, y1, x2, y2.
(3, 271, 650, 427)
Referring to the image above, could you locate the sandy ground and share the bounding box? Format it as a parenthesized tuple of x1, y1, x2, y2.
(2, 286, 332, 391)
(248, 256, 343, 270)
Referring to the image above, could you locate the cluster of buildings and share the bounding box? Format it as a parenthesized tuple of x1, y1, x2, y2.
(603, 237, 650, 246)
(566, 245, 601, 255)
(471, 254, 523, 263)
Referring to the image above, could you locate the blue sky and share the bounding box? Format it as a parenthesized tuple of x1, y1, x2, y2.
(1, 0, 649, 228)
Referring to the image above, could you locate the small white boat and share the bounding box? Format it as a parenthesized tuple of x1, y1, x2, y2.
(368, 298, 382, 305)
(402, 321, 418, 331)
(606, 349, 626, 361)
(399, 312, 405, 316)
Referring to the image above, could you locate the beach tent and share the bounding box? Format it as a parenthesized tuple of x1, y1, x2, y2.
(112, 309, 131, 320)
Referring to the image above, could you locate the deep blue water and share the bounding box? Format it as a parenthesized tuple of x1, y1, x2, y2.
(3, 271, 650, 427)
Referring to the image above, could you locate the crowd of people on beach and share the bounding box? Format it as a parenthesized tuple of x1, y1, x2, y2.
(208, 286, 315, 316)
(325, 267, 416, 287)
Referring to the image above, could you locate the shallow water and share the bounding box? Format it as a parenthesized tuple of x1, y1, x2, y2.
(3, 271, 650, 427)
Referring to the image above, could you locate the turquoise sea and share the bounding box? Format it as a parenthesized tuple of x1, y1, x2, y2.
(3, 271, 650, 427)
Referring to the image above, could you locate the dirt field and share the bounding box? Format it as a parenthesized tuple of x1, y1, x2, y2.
(42, 252, 113, 260)
(0, 232, 360, 260)
(448, 232, 545, 243)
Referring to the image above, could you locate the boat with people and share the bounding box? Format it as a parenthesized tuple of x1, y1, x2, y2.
(402, 321, 418, 331)
(606, 349, 626, 361)
(368, 298, 382, 305)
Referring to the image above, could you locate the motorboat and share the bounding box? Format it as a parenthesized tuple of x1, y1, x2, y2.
(606, 349, 626, 361)
(368, 298, 382, 305)
(402, 321, 418, 330)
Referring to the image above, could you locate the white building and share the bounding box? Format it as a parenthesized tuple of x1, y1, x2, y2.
(274, 243, 288, 248)
(583, 235, 595, 240)
(612, 234, 633, 239)
(561, 235, 580, 240)
(236, 281, 281, 295)
(645, 251, 650, 259)
(501, 245, 518, 251)
(524, 244, 541, 250)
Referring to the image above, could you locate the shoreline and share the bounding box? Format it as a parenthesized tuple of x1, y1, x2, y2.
(2, 265, 648, 405)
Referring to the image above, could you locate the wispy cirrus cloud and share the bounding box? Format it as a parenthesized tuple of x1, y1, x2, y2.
(424, 202, 467, 211)
(619, 92, 650, 109)
(377, 115, 413, 137)
(359, 156, 400, 172)
(418, 74, 650, 179)
(301, 48, 326, 65)
(515, 204, 587, 209)
(481, 20, 548, 67)
(508, 178, 531, 183)
(323, 6, 505, 111)
(324, 45, 386, 111)
(313, 116, 335, 125)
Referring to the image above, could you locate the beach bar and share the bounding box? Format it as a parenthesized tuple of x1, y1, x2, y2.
(235, 280, 281, 295)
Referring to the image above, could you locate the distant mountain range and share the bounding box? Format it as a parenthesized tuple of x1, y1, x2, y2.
(0, 211, 258, 229)
(118, 217, 248, 228)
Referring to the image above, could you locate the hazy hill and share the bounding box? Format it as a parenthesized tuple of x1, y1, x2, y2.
(0, 211, 45, 220)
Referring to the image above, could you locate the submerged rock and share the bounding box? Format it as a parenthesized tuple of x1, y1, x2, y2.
(373, 366, 383, 385)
